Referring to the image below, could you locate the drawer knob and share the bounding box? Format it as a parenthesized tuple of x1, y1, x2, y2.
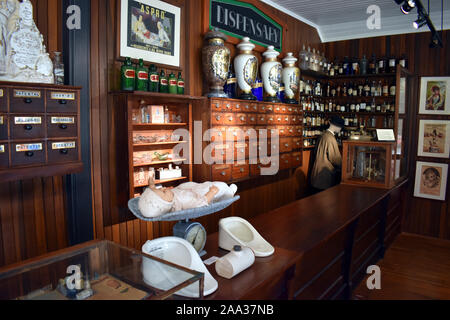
(24, 125, 33, 131)
(59, 124, 68, 130)
(215, 115, 221, 121)
(245, 105, 249, 109)
(240, 116, 245, 121)
(215, 103, 220, 108)
(24, 98, 33, 104)
(235, 104, 240, 109)
(250, 117, 255, 121)
(221, 171, 226, 176)
(285, 144, 289, 147)
(228, 116, 233, 121)
(226, 104, 231, 109)
(60, 149, 69, 155)
(59, 99, 68, 105)
(240, 168, 244, 173)
(25, 151, 34, 157)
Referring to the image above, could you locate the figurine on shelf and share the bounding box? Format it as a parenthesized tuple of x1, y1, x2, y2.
(138, 171, 238, 218)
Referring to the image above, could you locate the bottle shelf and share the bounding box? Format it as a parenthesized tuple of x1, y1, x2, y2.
(133, 158, 187, 167)
(134, 176, 188, 188)
(300, 94, 396, 101)
(302, 111, 395, 116)
(133, 123, 188, 127)
(301, 69, 396, 80)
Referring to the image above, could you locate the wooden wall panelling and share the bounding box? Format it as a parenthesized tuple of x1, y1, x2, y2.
(324, 30, 450, 240)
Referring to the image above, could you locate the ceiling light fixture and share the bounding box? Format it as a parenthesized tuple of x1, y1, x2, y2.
(413, 14, 427, 28)
(400, 0, 416, 14)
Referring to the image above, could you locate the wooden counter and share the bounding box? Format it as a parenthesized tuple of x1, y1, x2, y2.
(203, 180, 407, 300)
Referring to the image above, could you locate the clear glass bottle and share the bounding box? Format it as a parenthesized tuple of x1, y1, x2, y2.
(299, 44, 309, 70)
(53, 52, 64, 85)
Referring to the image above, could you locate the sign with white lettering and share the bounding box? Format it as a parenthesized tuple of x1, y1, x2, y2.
(210, 0, 283, 51)
(50, 92, 76, 100)
(16, 143, 42, 152)
(14, 90, 41, 98)
(15, 117, 42, 125)
(51, 117, 75, 124)
(52, 142, 76, 150)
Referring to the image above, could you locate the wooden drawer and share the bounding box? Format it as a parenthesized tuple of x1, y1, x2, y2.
(0, 114, 7, 140)
(240, 102, 257, 113)
(10, 88, 45, 113)
(258, 104, 270, 113)
(46, 90, 78, 113)
(291, 116, 299, 125)
(0, 143, 8, 168)
(247, 114, 257, 125)
(295, 126, 303, 136)
(223, 113, 235, 125)
(274, 105, 282, 113)
(234, 142, 248, 160)
(47, 141, 79, 163)
(280, 138, 293, 153)
(274, 115, 283, 125)
(292, 152, 302, 167)
(256, 114, 267, 125)
(212, 112, 235, 125)
(232, 163, 249, 180)
(286, 126, 295, 137)
(210, 126, 227, 142)
(0, 88, 6, 112)
(280, 105, 288, 114)
(278, 126, 288, 137)
(280, 153, 291, 170)
(211, 143, 231, 162)
(11, 142, 45, 167)
(266, 115, 275, 125)
(293, 137, 303, 149)
(211, 99, 223, 112)
(47, 115, 77, 138)
(265, 104, 274, 113)
(282, 115, 291, 124)
(212, 164, 232, 182)
(231, 101, 243, 112)
(10, 115, 45, 139)
(235, 113, 247, 125)
(286, 106, 295, 114)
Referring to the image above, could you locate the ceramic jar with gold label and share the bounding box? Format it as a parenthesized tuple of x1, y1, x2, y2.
(261, 45, 282, 102)
(282, 52, 300, 104)
(234, 37, 258, 100)
(202, 28, 230, 98)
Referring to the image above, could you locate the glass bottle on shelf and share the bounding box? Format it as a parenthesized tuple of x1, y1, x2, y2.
(382, 80, 389, 97)
(376, 80, 382, 97)
(369, 54, 377, 74)
(159, 69, 168, 93)
(399, 54, 408, 69)
(307, 46, 313, 70)
(299, 44, 309, 70)
(224, 62, 237, 98)
(148, 64, 159, 92)
(390, 81, 396, 96)
(177, 72, 185, 95)
(388, 56, 397, 73)
(347, 82, 353, 96)
(311, 48, 318, 71)
(136, 59, 149, 91)
(360, 54, 368, 75)
(53, 52, 64, 85)
(352, 57, 359, 75)
(363, 79, 370, 97)
(164, 106, 170, 123)
(378, 56, 387, 74)
(168, 72, 177, 94)
(370, 80, 376, 97)
(329, 61, 335, 76)
(338, 59, 344, 75)
(343, 56, 350, 75)
(121, 57, 135, 91)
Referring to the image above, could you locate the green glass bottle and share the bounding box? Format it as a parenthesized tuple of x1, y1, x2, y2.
(177, 72, 185, 95)
(120, 57, 135, 91)
(159, 69, 168, 93)
(168, 72, 177, 94)
(135, 59, 148, 91)
(148, 64, 159, 92)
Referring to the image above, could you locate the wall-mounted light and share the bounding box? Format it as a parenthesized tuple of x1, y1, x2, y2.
(400, 0, 416, 14)
(413, 14, 427, 29)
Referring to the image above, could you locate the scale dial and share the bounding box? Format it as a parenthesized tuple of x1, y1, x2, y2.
(173, 221, 207, 254)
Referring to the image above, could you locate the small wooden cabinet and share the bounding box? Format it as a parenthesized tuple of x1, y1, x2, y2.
(193, 98, 304, 183)
(342, 141, 398, 189)
(0, 82, 83, 182)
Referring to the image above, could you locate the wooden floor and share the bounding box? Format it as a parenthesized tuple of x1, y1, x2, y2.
(353, 233, 450, 300)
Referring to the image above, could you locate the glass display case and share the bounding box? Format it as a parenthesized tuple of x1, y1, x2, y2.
(0, 240, 204, 300)
(342, 141, 396, 189)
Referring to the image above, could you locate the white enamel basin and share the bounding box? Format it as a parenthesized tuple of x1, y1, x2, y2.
(219, 217, 275, 257)
(141, 237, 218, 298)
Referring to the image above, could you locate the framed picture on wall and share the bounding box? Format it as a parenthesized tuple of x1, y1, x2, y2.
(417, 119, 450, 158)
(414, 161, 448, 201)
(119, 0, 181, 67)
(418, 77, 450, 115)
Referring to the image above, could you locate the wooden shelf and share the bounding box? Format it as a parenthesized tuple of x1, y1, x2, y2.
(133, 141, 187, 147)
(133, 123, 187, 127)
(301, 69, 397, 80)
(134, 176, 187, 188)
(133, 158, 187, 167)
(303, 111, 395, 117)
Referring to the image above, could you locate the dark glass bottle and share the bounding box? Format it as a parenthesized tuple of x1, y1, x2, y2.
(363, 79, 370, 97)
(177, 72, 185, 95)
(135, 59, 148, 91)
(343, 56, 350, 75)
(252, 76, 263, 101)
(168, 72, 177, 94)
(369, 54, 376, 74)
(224, 62, 237, 99)
(120, 57, 135, 91)
(399, 54, 408, 69)
(342, 82, 347, 97)
(388, 56, 397, 73)
(378, 56, 387, 74)
(159, 69, 168, 93)
(148, 64, 159, 92)
(277, 82, 285, 103)
(360, 54, 368, 75)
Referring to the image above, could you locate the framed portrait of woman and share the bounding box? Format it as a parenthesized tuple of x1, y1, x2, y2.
(417, 119, 450, 158)
(418, 77, 450, 115)
(414, 161, 448, 201)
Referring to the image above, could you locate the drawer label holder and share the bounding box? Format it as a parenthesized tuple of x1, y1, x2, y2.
(14, 90, 41, 98)
(15, 117, 42, 124)
(51, 117, 75, 124)
(16, 143, 42, 152)
(50, 92, 75, 100)
(52, 141, 76, 150)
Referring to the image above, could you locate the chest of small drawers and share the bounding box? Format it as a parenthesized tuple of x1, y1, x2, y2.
(0, 82, 83, 182)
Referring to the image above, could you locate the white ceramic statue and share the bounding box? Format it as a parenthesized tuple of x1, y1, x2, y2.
(138, 171, 238, 218)
(0, 0, 54, 83)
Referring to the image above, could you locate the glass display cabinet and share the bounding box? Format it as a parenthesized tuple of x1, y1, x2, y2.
(0, 240, 204, 300)
(342, 141, 397, 189)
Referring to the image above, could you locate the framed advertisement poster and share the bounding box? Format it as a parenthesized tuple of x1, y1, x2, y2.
(414, 161, 448, 201)
(119, 0, 181, 67)
(418, 77, 450, 115)
(417, 119, 450, 158)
